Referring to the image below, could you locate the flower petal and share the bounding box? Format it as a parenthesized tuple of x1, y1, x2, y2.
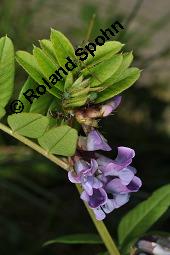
(87, 130, 112, 151)
(68, 171, 81, 183)
(75, 160, 89, 174)
(114, 193, 130, 208)
(116, 147, 135, 167)
(101, 96, 122, 117)
(106, 176, 142, 194)
(93, 207, 106, 220)
(102, 199, 115, 214)
(83, 181, 93, 196)
(93, 177, 103, 189)
(88, 188, 108, 208)
(90, 159, 98, 174)
(118, 166, 136, 185)
(127, 176, 142, 192)
(80, 190, 89, 202)
(106, 178, 130, 194)
(97, 147, 135, 175)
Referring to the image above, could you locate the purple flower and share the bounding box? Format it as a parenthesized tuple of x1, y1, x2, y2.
(68, 159, 102, 195)
(87, 130, 112, 151)
(100, 96, 122, 117)
(68, 128, 142, 221)
(81, 188, 107, 208)
(105, 176, 142, 194)
(81, 188, 130, 220)
(96, 146, 142, 192)
(96, 147, 135, 173)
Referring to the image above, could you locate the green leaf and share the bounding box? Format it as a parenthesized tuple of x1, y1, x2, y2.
(0, 105, 6, 119)
(18, 76, 37, 112)
(38, 125, 78, 156)
(48, 97, 63, 113)
(64, 72, 73, 91)
(64, 95, 88, 108)
(29, 93, 54, 115)
(16, 51, 45, 84)
(118, 184, 170, 251)
(95, 68, 140, 103)
(43, 234, 103, 246)
(16, 51, 61, 99)
(104, 52, 133, 85)
(84, 55, 123, 87)
(39, 39, 58, 65)
(8, 113, 50, 138)
(33, 46, 63, 92)
(0, 36, 15, 108)
(85, 41, 124, 66)
(50, 29, 76, 67)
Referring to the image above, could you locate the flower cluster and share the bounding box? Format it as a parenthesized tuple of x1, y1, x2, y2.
(68, 96, 142, 220)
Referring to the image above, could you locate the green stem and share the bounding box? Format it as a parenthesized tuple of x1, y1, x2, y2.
(0, 123, 69, 170)
(76, 184, 120, 255)
(85, 13, 96, 43)
(0, 122, 120, 255)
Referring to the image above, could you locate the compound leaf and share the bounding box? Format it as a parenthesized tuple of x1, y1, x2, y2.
(95, 68, 140, 103)
(105, 51, 133, 85)
(84, 54, 123, 87)
(33, 46, 63, 92)
(16, 51, 61, 99)
(39, 39, 58, 65)
(85, 41, 123, 66)
(38, 125, 78, 156)
(29, 93, 53, 115)
(0, 36, 15, 109)
(16, 51, 44, 84)
(18, 76, 38, 112)
(50, 29, 76, 67)
(8, 113, 50, 138)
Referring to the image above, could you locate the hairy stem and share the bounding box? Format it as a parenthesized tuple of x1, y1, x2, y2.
(0, 122, 120, 255)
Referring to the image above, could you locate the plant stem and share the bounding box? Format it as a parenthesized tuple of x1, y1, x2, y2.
(0, 122, 120, 255)
(85, 13, 96, 43)
(76, 184, 120, 255)
(0, 123, 69, 171)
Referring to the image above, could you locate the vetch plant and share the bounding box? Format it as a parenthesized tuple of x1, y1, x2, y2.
(0, 29, 169, 255)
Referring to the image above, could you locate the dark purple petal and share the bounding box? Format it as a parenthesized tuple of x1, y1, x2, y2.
(87, 188, 108, 208)
(127, 176, 142, 192)
(87, 130, 112, 151)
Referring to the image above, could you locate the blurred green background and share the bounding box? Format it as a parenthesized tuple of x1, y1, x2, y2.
(0, 0, 170, 254)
